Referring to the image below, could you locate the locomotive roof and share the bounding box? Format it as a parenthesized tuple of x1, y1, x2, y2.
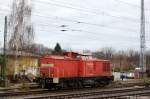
(41, 55, 110, 62)
(63, 51, 92, 56)
(41, 55, 73, 60)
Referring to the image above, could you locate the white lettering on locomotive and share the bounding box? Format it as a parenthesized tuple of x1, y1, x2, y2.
(41, 64, 54, 67)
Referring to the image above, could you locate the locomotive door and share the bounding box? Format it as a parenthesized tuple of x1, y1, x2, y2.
(86, 61, 95, 76)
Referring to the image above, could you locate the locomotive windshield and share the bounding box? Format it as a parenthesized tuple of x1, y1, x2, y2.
(63, 52, 93, 60)
(76, 55, 92, 60)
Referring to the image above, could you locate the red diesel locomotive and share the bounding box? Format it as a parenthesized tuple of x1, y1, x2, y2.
(38, 52, 114, 89)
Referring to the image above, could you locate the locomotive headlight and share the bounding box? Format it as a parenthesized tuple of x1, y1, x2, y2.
(53, 78, 59, 83)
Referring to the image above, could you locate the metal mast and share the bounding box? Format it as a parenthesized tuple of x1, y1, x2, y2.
(140, 0, 146, 73)
(2, 16, 8, 87)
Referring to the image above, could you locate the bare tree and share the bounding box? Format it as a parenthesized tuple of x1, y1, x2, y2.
(101, 47, 115, 60)
(8, 0, 34, 78)
(8, 0, 34, 51)
(127, 49, 139, 67)
(93, 47, 115, 60)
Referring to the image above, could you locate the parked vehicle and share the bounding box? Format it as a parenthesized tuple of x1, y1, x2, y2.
(120, 72, 135, 80)
(126, 72, 135, 79)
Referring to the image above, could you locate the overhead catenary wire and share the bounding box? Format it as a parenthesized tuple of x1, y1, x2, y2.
(114, 0, 150, 11)
(35, 22, 139, 40)
(1, 0, 150, 50)
(35, 22, 140, 37)
(32, 14, 149, 41)
(33, 0, 145, 23)
(1, 0, 150, 22)
(2, 9, 138, 43)
(44, 0, 141, 15)
(0, 9, 149, 33)
(35, 19, 139, 33)
(0, 4, 149, 35)
(35, 25, 143, 45)
(50, 0, 141, 9)
(114, 0, 141, 8)
(1, 0, 150, 24)
(33, 11, 149, 25)
(33, 13, 140, 32)
(51, 0, 150, 12)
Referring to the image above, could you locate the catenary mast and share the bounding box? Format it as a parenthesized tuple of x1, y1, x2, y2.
(140, 0, 146, 74)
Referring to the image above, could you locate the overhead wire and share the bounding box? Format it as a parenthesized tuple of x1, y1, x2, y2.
(33, 14, 148, 41)
(37, 29, 139, 43)
(0, 10, 148, 34)
(47, 0, 139, 15)
(48, 0, 150, 13)
(32, 0, 150, 44)
(114, 0, 150, 11)
(1, 0, 150, 48)
(35, 22, 139, 40)
(0, 7, 148, 37)
(33, 13, 139, 32)
(1, 0, 150, 24)
(34, 0, 143, 23)
(114, 0, 140, 8)
(1, 0, 149, 23)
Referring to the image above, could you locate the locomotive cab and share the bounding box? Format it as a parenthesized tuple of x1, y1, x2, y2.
(63, 52, 92, 60)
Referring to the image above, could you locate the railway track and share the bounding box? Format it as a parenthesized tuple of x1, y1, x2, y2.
(0, 80, 148, 99)
(0, 81, 144, 97)
(0, 86, 149, 99)
(24, 87, 150, 99)
(0, 88, 49, 97)
(0, 83, 39, 91)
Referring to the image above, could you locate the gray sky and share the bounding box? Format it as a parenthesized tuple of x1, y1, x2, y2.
(0, 0, 150, 51)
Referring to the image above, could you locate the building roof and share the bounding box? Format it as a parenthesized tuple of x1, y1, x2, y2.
(0, 49, 40, 57)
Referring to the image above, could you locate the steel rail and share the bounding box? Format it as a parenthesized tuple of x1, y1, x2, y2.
(24, 87, 150, 99)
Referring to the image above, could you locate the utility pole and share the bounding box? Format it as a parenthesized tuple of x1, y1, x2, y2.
(2, 16, 8, 87)
(140, 0, 146, 77)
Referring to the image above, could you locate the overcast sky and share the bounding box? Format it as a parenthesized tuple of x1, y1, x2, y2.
(0, 0, 150, 51)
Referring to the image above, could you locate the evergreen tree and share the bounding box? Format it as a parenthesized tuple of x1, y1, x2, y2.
(54, 43, 62, 54)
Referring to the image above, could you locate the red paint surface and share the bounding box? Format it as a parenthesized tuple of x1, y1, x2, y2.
(39, 52, 112, 78)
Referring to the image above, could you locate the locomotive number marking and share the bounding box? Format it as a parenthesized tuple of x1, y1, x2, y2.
(41, 64, 54, 67)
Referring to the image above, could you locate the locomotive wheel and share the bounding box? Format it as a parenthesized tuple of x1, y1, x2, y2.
(91, 83, 96, 88)
(98, 81, 106, 87)
(94, 81, 99, 87)
(41, 79, 46, 88)
(41, 83, 45, 88)
(72, 82, 78, 89)
(60, 82, 68, 89)
(78, 81, 83, 89)
(99, 84, 105, 87)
